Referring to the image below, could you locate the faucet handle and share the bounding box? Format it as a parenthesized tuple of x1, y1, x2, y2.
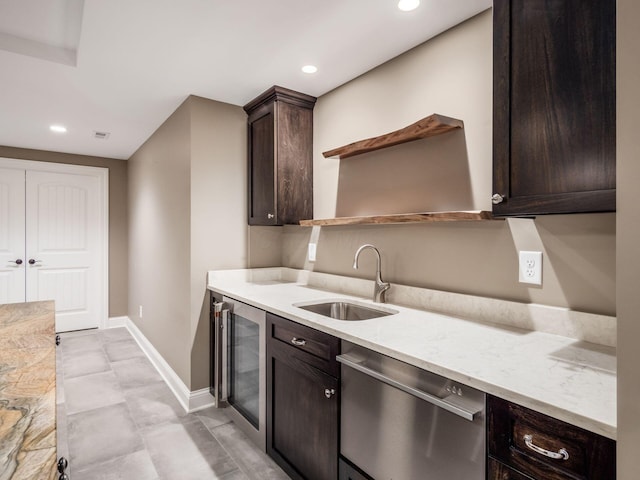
(375, 280, 391, 303)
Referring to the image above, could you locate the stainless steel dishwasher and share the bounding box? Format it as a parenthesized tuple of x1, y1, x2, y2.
(337, 341, 486, 480)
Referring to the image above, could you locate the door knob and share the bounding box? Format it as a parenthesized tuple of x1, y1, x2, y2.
(9, 259, 23, 265)
(491, 193, 505, 205)
(28, 259, 42, 265)
(324, 388, 336, 399)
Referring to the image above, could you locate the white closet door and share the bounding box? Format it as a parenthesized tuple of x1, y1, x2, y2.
(26, 170, 102, 332)
(0, 168, 26, 304)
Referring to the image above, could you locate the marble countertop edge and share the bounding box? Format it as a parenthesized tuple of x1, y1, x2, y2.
(0, 301, 57, 480)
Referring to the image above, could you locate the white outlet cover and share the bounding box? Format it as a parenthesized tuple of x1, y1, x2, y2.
(518, 251, 542, 285)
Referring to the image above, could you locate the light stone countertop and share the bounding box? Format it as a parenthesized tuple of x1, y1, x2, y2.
(207, 267, 616, 440)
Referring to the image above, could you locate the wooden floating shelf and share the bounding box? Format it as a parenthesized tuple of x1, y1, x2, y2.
(322, 113, 464, 159)
(299, 211, 501, 227)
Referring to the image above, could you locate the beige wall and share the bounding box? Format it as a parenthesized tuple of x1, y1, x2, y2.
(616, 0, 640, 476)
(188, 96, 247, 389)
(0, 145, 128, 317)
(314, 10, 493, 218)
(285, 10, 616, 317)
(128, 100, 192, 385)
(128, 95, 246, 390)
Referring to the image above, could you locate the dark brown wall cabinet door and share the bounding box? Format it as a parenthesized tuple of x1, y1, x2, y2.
(493, 0, 616, 216)
(266, 313, 340, 480)
(244, 86, 316, 225)
(248, 102, 276, 224)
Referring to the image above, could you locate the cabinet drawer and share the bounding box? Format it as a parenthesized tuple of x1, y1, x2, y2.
(487, 396, 615, 480)
(267, 312, 340, 376)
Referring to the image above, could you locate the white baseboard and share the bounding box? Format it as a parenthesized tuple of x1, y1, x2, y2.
(189, 388, 216, 412)
(106, 316, 128, 328)
(120, 318, 214, 413)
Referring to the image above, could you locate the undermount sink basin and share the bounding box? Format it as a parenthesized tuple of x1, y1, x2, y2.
(294, 300, 398, 321)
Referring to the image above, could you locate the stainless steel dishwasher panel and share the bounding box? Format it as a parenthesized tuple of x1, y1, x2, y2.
(338, 342, 486, 480)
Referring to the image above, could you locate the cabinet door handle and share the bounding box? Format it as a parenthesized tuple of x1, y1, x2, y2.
(324, 388, 335, 399)
(291, 337, 306, 346)
(57, 457, 68, 473)
(523, 434, 569, 460)
(28, 259, 43, 265)
(267, 213, 275, 219)
(8, 259, 23, 265)
(491, 193, 505, 204)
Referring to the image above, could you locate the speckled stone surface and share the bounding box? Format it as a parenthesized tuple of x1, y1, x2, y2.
(208, 268, 617, 440)
(0, 301, 57, 480)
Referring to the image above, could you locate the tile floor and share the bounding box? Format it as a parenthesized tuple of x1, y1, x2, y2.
(56, 327, 290, 480)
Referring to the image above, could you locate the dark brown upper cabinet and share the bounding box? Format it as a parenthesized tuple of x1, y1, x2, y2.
(492, 0, 616, 216)
(243, 86, 316, 225)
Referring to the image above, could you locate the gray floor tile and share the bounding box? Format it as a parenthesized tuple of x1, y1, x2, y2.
(143, 417, 239, 480)
(111, 356, 163, 390)
(72, 450, 160, 480)
(67, 402, 145, 470)
(60, 332, 103, 356)
(63, 348, 111, 379)
(100, 327, 134, 344)
(124, 381, 186, 428)
(58, 326, 290, 480)
(219, 470, 250, 480)
(210, 422, 290, 480)
(196, 406, 233, 431)
(104, 339, 146, 362)
(65, 371, 125, 415)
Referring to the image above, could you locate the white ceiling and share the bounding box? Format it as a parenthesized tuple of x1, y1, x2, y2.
(0, 0, 491, 160)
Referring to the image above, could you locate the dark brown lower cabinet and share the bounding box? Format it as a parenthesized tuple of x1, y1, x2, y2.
(487, 396, 616, 480)
(488, 458, 535, 480)
(266, 313, 340, 480)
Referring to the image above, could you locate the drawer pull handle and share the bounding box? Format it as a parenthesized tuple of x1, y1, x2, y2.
(291, 337, 306, 346)
(524, 434, 569, 460)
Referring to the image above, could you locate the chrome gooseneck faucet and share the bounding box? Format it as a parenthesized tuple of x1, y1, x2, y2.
(353, 244, 390, 303)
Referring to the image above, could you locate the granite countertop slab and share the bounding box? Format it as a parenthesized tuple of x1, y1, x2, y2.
(0, 301, 57, 480)
(207, 268, 616, 440)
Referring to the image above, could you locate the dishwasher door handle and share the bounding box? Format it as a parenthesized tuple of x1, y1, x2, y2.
(336, 353, 481, 422)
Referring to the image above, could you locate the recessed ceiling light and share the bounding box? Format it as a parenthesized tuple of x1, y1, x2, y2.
(49, 124, 67, 133)
(302, 65, 318, 74)
(398, 0, 420, 12)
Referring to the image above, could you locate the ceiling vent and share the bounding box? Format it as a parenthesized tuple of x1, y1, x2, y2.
(93, 131, 110, 140)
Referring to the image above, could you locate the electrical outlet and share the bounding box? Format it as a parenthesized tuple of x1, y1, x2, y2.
(308, 243, 317, 262)
(519, 251, 542, 285)
(139, 305, 143, 319)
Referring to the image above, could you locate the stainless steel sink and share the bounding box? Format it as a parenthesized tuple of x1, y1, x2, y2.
(294, 300, 398, 321)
